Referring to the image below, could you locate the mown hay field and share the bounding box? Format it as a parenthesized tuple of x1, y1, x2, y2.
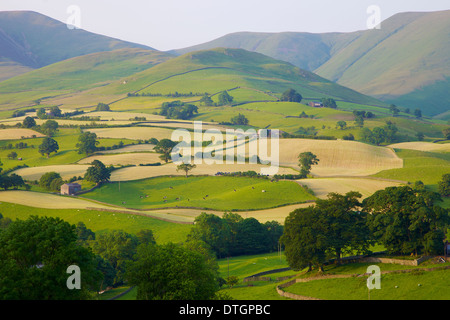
(78, 152, 161, 166)
(388, 141, 450, 152)
(299, 177, 404, 199)
(0, 128, 45, 140)
(12, 164, 90, 181)
(84, 127, 174, 141)
(273, 139, 403, 176)
(110, 162, 299, 181)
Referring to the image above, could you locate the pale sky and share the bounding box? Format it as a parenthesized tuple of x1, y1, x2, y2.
(1, 0, 449, 51)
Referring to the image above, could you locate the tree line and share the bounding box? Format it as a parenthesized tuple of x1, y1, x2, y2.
(281, 186, 450, 272)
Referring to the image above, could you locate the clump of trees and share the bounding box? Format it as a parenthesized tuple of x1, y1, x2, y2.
(281, 89, 302, 103)
(38, 137, 59, 158)
(84, 160, 111, 184)
(360, 121, 398, 145)
(186, 212, 284, 258)
(321, 98, 337, 109)
(0, 214, 226, 300)
(159, 101, 198, 120)
(218, 91, 234, 106)
(230, 113, 249, 126)
(39, 171, 64, 191)
(95, 103, 110, 111)
(76, 132, 99, 155)
(281, 186, 450, 273)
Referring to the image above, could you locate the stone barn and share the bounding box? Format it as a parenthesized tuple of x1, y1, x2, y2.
(60, 183, 81, 195)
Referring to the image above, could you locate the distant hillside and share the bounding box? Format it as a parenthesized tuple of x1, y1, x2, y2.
(172, 10, 450, 117)
(0, 10, 155, 81)
(98, 47, 386, 107)
(0, 48, 173, 110)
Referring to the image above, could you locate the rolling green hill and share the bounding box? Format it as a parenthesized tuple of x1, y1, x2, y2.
(0, 48, 173, 111)
(173, 10, 450, 117)
(0, 10, 155, 81)
(94, 47, 387, 107)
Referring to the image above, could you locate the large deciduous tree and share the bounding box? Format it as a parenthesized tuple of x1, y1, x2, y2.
(0, 216, 102, 299)
(298, 151, 319, 178)
(76, 132, 99, 155)
(38, 137, 59, 158)
(362, 186, 450, 256)
(126, 242, 220, 300)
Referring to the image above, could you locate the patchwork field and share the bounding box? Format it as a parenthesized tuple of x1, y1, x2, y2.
(82, 175, 316, 211)
(12, 164, 90, 181)
(269, 139, 404, 176)
(109, 162, 299, 181)
(388, 141, 450, 152)
(84, 127, 175, 141)
(0, 128, 45, 140)
(78, 152, 162, 166)
(299, 177, 405, 199)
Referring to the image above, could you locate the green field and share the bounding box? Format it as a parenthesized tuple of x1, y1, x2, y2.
(372, 148, 450, 185)
(82, 175, 315, 211)
(0, 202, 192, 244)
(286, 263, 450, 300)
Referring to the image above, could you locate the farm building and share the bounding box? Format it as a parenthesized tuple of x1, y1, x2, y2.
(60, 183, 81, 195)
(309, 101, 323, 108)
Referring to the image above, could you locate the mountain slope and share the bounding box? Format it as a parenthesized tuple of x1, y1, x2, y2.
(172, 10, 450, 116)
(0, 48, 173, 110)
(0, 10, 155, 81)
(95, 47, 386, 107)
(315, 10, 450, 116)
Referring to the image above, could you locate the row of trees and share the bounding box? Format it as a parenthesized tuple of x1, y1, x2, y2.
(282, 186, 450, 272)
(186, 212, 283, 258)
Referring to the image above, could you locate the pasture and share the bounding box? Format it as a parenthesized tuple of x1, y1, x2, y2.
(81, 175, 316, 211)
(0, 128, 45, 140)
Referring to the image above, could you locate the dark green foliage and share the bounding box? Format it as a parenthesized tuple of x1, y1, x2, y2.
(159, 100, 198, 120)
(76, 132, 99, 155)
(218, 91, 234, 106)
(154, 139, 177, 163)
(22, 116, 36, 128)
(363, 186, 450, 255)
(199, 94, 214, 106)
(298, 151, 319, 178)
(321, 97, 337, 108)
(40, 119, 58, 136)
(280, 89, 302, 103)
(126, 242, 220, 300)
(230, 113, 249, 125)
(95, 103, 110, 111)
(38, 137, 59, 158)
(281, 206, 327, 271)
(281, 191, 370, 271)
(186, 212, 283, 258)
(91, 230, 139, 286)
(438, 173, 450, 197)
(39, 171, 62, 191)
(0, 216, 102, 299)
(84, 160, 110, 184)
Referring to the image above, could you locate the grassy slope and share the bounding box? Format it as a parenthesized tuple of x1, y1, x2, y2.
(92, 48, 385, 107)
(0, 202, 191, 244)
(81, 175, 315, 211)
(0, 48, 173, 110)
(372, 148, 450, 185)
(315, 10, 450, 116)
